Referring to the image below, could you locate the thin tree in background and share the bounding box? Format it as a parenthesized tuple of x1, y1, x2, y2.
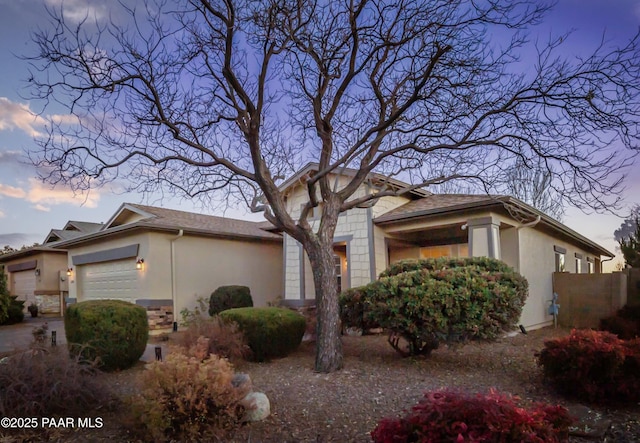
(26, 0, 640, 372)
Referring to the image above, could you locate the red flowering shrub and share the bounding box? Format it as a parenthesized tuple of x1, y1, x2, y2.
(371, 389, 573, 443)
(537, 329, 640, 403)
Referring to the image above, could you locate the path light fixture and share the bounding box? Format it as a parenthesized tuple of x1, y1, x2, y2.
(136, 258, 145, 270)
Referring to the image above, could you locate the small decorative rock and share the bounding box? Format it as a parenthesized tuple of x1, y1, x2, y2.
(232, 373, 252, 390)
(240, 392, 270, 422)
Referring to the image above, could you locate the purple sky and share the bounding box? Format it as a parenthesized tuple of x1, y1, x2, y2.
(0, 0, 638, 270)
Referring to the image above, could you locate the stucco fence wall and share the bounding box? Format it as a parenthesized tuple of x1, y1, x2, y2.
(553, 272, 627, 329)
(625, 268, 640, 306)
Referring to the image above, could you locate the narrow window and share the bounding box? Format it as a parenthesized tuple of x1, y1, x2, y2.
(575, 253, 583, 274)
(554, 246, 566, 272)
(334, 255, 342, 293)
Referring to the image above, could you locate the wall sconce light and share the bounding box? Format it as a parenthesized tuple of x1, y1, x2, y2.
(66, 268, 73, 276)
(136, 258, 145, 270)
(35, 269, 41, 277)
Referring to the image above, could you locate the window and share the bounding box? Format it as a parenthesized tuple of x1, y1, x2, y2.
(587, 258, 594, 274)
(554, 246, 566, 272)
(334, 255, 342, 293)
(575, 253, 583, 274)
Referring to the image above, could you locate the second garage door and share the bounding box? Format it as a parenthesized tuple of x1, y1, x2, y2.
(77, 259, 139, 303)
(12, 270, 36, 305)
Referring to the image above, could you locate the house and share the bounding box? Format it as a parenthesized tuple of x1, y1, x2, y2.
(278, 164, 614, 330)
(53, 203, 283, 331)
(0, 221, 102, 315)
(1, 164, 613, 332)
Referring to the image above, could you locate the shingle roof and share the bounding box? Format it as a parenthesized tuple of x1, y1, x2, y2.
(375, 194, 502, 223)
(120, 203, 281, 240)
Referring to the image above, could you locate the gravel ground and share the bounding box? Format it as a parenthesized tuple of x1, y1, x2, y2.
(2, 326, 639, 442)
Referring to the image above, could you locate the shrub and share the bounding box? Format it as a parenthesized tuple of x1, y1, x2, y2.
(371, 389, 573, 443)
(341, 258, 528, 356)
(209, 285, 253, 316)
(0, 272, 10, 324)
(600, 305, 640, 339)
(0, 347, 111, 418)
(2, 296, 24, 325)
(537, 329, 640, 403)
(129, 347, 249, 442)
(220, 307, 306, 361)
(380, 256, 513, 278)
(64, 299, 149, 371)
(178, 315, 250, 360)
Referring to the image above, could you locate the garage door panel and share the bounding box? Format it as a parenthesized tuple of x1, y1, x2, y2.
(13, 270, 36, 305)
(78, 259, 139, 303)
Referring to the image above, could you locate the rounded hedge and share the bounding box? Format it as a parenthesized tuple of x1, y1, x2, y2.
(64, 299, 149, 371)
(341, 257, 528, 356)
(219, 307, 306, 362)
(209, 285, 253, 317)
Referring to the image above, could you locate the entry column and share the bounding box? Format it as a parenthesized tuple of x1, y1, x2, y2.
(466, 216, 501, 259)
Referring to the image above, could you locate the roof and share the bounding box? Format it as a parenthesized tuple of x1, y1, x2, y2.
(278, 162, 432, 199)
(374, 194, 614, 258)
(44, 220, 104, 244)
(54, 203, 281, 248)
(0, 246, 66, 263)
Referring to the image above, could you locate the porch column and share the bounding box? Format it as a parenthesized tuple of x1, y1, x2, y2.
(467, 216, 501, 259)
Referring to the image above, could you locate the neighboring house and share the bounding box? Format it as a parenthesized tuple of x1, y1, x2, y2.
(279, 164, 614, 331)
(0, 221, 102, 315)
(53, 203, 283, 331)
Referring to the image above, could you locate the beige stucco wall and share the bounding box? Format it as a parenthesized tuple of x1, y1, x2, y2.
(36, 253, 68, 294)
(518, 227, 601, 330)
(172, 235, 283, 316)
(66, 231, 283, 319)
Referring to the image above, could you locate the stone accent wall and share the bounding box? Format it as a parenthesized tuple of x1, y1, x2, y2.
(146, 305, 174, 330)
(34, 294, 61, 315)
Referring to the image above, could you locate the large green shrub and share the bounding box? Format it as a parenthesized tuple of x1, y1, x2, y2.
(3, 296, 25, 325)
(64, 299, 149, 371)
(209, 285, 253, 316)
(380, 256, 513, 278)
(537, 329, 640, 404)
(340, 257, 528, 356)
(220, 307, 306, 361)
(0, 272, 10, 324)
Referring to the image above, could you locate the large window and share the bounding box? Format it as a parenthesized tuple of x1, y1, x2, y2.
(420, 244, 468, 259)
(554, 246, 566, 272)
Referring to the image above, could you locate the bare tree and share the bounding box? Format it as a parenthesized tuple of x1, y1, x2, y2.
(614, 204, 640, 243)
(27, 0, 640, 372)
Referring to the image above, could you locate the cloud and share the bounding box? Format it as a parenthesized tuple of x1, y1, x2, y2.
(0, 183, 26, 199)
(32, 204, 51, 212)
(0, 233, 40, 249)
(0, 151, 23, 164)
(26, 178, 100, 210)
(0, 97, 46, 137)
(44, 0, 108, 24)
(0, 210, 4, 218)
(0, 178, 100, 210)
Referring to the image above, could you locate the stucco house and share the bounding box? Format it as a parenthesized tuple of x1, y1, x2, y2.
(278, 164, 614, 331)
(0, 221, 103, 315)
(52, 203, 283, 330)
(1, 164, 614, 332)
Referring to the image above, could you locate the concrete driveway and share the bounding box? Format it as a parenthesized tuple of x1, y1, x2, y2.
(0, 315, 165, 362)
(0, 316, 65, 354)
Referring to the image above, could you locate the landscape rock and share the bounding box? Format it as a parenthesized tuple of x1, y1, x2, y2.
(232, 372, 252, 390)
(240, 391, 270, 422)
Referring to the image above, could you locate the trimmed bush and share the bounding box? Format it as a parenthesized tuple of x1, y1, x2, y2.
(209, 285, 253, 316)
(64, 299, 149, 371)
(0, 272, 11, 324)
(340, 258, 528, 356)
(600, 305, 640, 339)
(0, 347, 111, 418)
(380, 256, 513, 278)
(220, 307, 306, 361)
(1, 296, 24, 325)
(537, 329, 640, 403)
(178, 315, 250, 360)
(129, 345, 250, 442)
(371, 389, 573, 443)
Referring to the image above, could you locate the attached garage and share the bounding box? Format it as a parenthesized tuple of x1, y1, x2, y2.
(12, 270, 36, 305)
(77, 258, 139, 303)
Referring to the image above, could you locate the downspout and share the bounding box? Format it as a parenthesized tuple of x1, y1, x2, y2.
(170, 229, 184, 328)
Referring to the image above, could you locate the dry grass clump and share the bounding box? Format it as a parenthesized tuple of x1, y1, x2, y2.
(0, 346, 112, 417)
(177, 315, 250, 360)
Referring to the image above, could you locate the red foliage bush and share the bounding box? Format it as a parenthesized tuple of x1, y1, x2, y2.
(371, 389, 573, 443)
(600, 305, 640, 339)
(537, 329, 640, 404)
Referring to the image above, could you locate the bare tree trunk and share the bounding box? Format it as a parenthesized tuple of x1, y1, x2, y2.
(305, 239, 344, 373)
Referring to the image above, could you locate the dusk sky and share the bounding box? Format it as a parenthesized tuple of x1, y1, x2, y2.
(0, 0, 638, 270)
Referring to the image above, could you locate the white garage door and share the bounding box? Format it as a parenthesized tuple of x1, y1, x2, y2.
(78, 259, 139, 303)
(13, 270, 36, 305)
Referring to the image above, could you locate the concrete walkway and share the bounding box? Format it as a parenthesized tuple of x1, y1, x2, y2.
(0, 315, 165, 363)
